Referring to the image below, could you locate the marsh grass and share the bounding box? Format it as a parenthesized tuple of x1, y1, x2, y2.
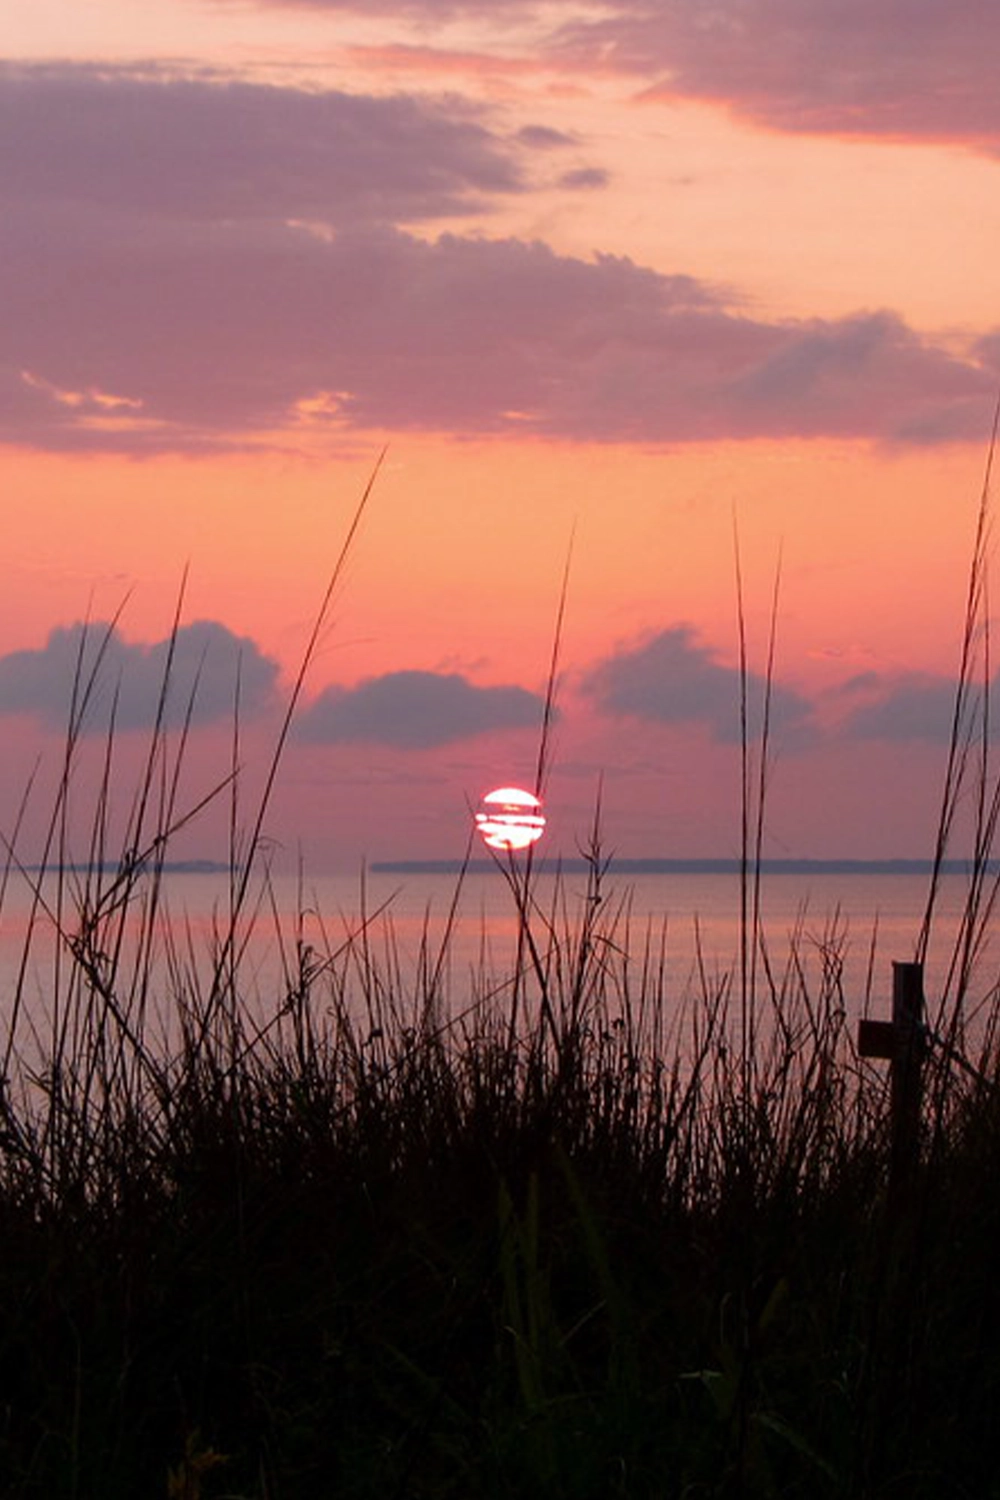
(2, 469, 1000, 1496)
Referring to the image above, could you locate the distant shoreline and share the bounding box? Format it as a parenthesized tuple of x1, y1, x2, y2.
(369, 857, 998, 876)
(26, 859, 231, 875)
(22, 857, 998, 879)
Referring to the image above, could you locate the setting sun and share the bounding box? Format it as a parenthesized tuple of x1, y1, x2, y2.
(474, 786, 546, 851)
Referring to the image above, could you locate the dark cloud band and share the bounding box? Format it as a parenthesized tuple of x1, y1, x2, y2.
(0, 623, 550, 751)
(296, 669, 547, 748)
(0, 615, 983, 751)
(840, 671, 1000, 743)
(582, 626, 814, 744)
(0, 621, 279, 733)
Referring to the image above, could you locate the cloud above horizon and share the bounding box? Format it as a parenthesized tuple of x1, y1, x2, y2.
(245, 0, 1000, 153)
(0, 616, 551, 750)
(582, 625, 814, 744)
(0, 63, 523, 226)
(296, 669, 547, 747)
(552, 0, 1000, 151)
(838, 670, 1000, 743)
(0, 620, 280, 733)
(1, 62, 995, 455)
(0, 613, 990, 754)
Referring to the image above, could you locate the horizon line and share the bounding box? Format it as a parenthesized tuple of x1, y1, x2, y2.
(369, 857, 996, 876)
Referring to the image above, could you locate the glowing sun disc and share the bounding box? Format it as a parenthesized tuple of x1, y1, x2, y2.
(475, 786, 546, 851)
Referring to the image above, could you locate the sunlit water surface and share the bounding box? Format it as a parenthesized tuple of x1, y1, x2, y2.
(0, 869, 994, 1061)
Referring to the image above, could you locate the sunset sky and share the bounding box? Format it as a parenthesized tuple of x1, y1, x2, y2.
(3, 0, 999, 870)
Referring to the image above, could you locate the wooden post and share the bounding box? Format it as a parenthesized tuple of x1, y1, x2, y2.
(890, 961, 925, 1193)
(858, 960, 926, 1201)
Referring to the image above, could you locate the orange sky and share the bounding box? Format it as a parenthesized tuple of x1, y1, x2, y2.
(2, 1, 999, 869)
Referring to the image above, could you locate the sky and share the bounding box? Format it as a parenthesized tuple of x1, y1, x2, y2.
(2, 0, 999, 871)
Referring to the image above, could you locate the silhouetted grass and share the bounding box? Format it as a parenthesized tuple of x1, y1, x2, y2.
(3, 783, 1000, 1499)
(3, 458, 1000, 1497)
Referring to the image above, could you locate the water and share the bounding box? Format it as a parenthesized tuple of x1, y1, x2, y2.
(0, 865, 992, 1037)
(288, 867, 987, 1014)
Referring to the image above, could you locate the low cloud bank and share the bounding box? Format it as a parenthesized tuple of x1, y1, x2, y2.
(838, 670, 1000, 743)
(582, 626, 814, 743)
(0, 616, 986, 751)
(296, 669, 546, 748)
(0, 621, 279, 732)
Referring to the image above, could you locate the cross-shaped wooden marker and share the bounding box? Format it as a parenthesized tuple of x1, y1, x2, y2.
(858, 960, 926, 1198)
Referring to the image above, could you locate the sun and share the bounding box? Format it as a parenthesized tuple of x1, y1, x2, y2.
(474, 786, 546, 852)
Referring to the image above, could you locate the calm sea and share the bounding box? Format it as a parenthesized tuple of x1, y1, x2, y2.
(0, 867, 993, 1039)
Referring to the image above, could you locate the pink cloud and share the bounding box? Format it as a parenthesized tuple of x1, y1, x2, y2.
(242, 0, 540, 15)
(2, 63, 995, 454)
(246, 0, 1000, 151)
(0, 62, 523, 224)
(4, 217, 992, 451)
(553, 0, 1000, 150)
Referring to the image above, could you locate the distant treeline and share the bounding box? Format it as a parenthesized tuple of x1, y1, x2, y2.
(26, 856, 998, 878)
(371, 856, 1000, 876)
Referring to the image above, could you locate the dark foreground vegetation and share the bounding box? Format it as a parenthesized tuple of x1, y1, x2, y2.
(4, 465, 1000, 1497)
(1, 840, 1000, 1500)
